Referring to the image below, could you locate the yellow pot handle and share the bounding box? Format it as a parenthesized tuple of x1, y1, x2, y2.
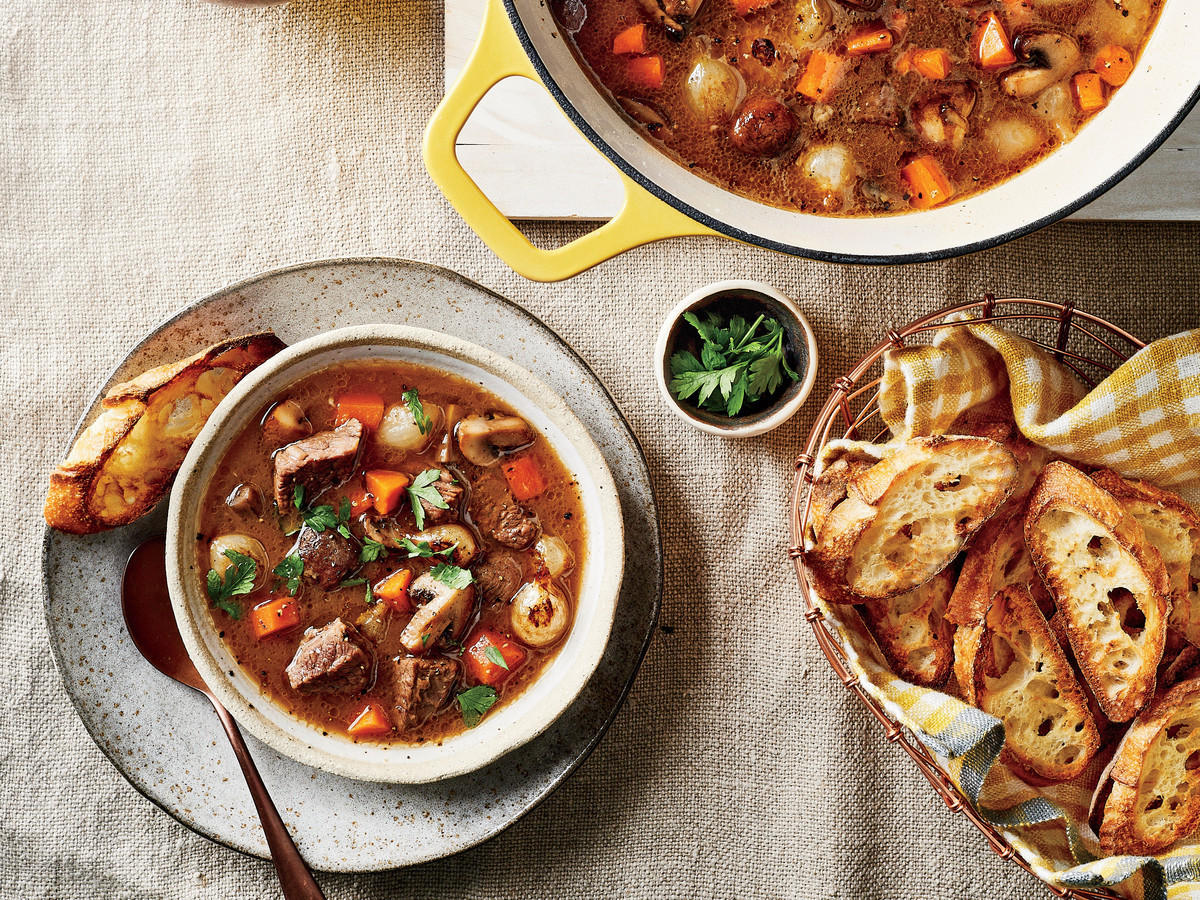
(423, 0, 718, 283)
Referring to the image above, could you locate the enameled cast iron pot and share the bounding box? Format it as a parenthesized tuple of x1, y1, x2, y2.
(424, 0, 1200, 282)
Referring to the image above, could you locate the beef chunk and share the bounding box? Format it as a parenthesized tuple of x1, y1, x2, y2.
(296, 526, 359, 590)
(420, 469, 464, 526)
(492, 501, 539, 550)
(474, 553, 523, 603)
(285, 619, 375, 693)
(273, 419, 363, 511)
(390, 656, 461, 728)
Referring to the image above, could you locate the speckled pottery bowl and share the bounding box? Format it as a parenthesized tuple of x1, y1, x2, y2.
(166, 324, 624, 784)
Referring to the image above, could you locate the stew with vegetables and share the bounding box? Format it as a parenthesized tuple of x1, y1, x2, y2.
(195, 361, 586, 744)
(553, 0, 1163, 214)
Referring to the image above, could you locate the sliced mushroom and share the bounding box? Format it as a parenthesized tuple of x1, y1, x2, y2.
(262, 399, 312, 445)
(225, 483, 265, 518)
(618, 97, 673, 135)
(360, 518, 481, 567)
(636, 0, 707, 40)
(400, 574, 476, 654)
(1001, 31, 1081, 100)
(910, 82, 978, 151)
(510, 578, 571, 647)
(456, 415, 535, 466)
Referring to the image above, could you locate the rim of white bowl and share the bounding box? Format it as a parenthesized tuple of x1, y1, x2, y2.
(654, 280, 820, 438)
(166, 324, 625, 783)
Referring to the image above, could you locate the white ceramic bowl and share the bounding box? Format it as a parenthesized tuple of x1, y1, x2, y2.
(166, 325, 625, 783)
(654, 280, 819, 437)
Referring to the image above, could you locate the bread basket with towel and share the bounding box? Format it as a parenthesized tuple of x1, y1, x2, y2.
(790, 297, 1200, 900)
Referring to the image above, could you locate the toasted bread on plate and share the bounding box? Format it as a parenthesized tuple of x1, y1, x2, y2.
(1096, 676, 1200, 855)
(807, 435, 1018, 601)
(44, 332, 285, 534)
(1025, 461, 1170, 723)
(956, 584, 1100, 781)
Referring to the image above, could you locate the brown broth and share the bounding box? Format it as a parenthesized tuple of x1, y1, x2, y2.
(196, 361, 587, 745)
(555, 0, 1163, 214)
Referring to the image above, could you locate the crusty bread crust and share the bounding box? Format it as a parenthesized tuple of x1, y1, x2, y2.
(1024, 462, 1170, 723)
(858, 569, 955, 688)
(806, 435, 1018, 601)
(1091, 469, 1200, 651)
(44, 332, 285, 534)
(961, 585, 1100, 781)
(1099, 676, 1200, 855)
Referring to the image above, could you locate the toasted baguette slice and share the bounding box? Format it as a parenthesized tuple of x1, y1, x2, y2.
(44, 332, 285, 534)
(1098, 676, 1200, 855)
(951, 400, 1051, 504)
(1090, 469, 1200, 650)
(947, 505, 1054, 629)
(957, 585, 1100, 781)
(858, 569, 955, 688)
(807, 435, 1018, 600)
(1025, 461, 1170, 723)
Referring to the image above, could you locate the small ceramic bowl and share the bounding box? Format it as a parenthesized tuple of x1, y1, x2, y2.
(166, 325, 625, 784)
(654, 280, 819, 437)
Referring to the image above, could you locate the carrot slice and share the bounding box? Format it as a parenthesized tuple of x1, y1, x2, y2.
(463, 628, 527, 687)
(627, 55, 664, 90)
(1072, 72, 1108, 113)
(796, 50, 844, 103)
(894, 51, 914, 76)
(612, 24, 646, 56)
(334, 392, 385, 430)
(911, 48, 952, 80)
(971, 12, 1015, 71)
(846, 26, 893, 57)
(502, 454, 547, 502)
(1094, 44, 1133, 87)
(732, 0, 777, 16)
(364, 469, 411, 515)
(374, 569, 414, 614)
(250, 596, 300, 640)
(345, 483, 376, 516)
(347, 702, 393, 738)
(901, 155, 955, 210)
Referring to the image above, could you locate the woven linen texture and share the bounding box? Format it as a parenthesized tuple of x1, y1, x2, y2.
(4, 0, 1200, 898)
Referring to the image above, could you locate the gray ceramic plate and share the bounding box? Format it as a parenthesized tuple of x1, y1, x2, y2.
(40, 258, 662, 872)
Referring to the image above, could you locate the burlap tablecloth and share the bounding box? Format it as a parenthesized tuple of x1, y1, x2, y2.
(4, 2, 1198, 897)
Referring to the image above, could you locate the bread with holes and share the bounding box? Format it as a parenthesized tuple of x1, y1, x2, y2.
(1024, 461, 1170, 723)
(44, 332, 286, 534)
(806, 435, 1018, 601)
(1090, 469, 1200, 651)
(1097, 676, 1200, 855)
(858, 569, 955, 688)
(956, 584, 1100, 781)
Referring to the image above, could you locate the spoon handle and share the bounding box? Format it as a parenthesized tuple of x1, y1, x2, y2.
(208, 696, 328, 900)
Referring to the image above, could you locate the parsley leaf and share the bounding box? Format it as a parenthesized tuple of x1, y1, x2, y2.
(364, 582, 376, 605)
(206, 549, 257, 619)
(484, 645, 509, 670)
(431, 562, 474, 590)
(360, 538, 387, 563)
(292, 484, 305, 511)
(272, 554, 304, 596)
(407, 468, 450, 531)
(457, 685, 497, 727)
(401, 537, 457, 559)
(404, 388, 432, 435)
(667, 309, 801, 418)
(339, 577, 367, 589)
(301, 496, 352, 536)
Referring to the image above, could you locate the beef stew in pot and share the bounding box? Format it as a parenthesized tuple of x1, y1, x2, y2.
(196, 361, 586, 745)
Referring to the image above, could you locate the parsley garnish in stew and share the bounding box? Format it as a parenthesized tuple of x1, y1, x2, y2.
(292, 484, 305, 511)
(339, 577, 367, 589)
(403, 388, 432, 435)
(431, 562, 473, 590)
(301, 496, 352, 538)
(400, 537, 457, 559)
(272, 554, 304, 597)
(360, 538, 387, 563)
(206, 549, 257, 619)
(364, 581, 376, 605)
(407, 468, 450, 531)
(485, 645, 509, 670)
(668, 311, 799, 417)
(457, 685, 497, 727)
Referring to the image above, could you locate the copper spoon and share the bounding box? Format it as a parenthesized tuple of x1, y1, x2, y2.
(122, 537, 326, 900)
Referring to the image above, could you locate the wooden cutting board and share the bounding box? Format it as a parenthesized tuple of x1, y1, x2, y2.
(445, 0, 1200, 221)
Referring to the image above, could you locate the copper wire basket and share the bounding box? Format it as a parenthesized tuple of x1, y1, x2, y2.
(787, 297, 1148, 900)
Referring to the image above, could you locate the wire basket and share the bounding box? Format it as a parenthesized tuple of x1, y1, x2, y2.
(787, 297, 1148, 900)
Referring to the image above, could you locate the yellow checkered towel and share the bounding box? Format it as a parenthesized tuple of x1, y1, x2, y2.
(878, 320, 1200, 505)
(812, 320, 1200, 900)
